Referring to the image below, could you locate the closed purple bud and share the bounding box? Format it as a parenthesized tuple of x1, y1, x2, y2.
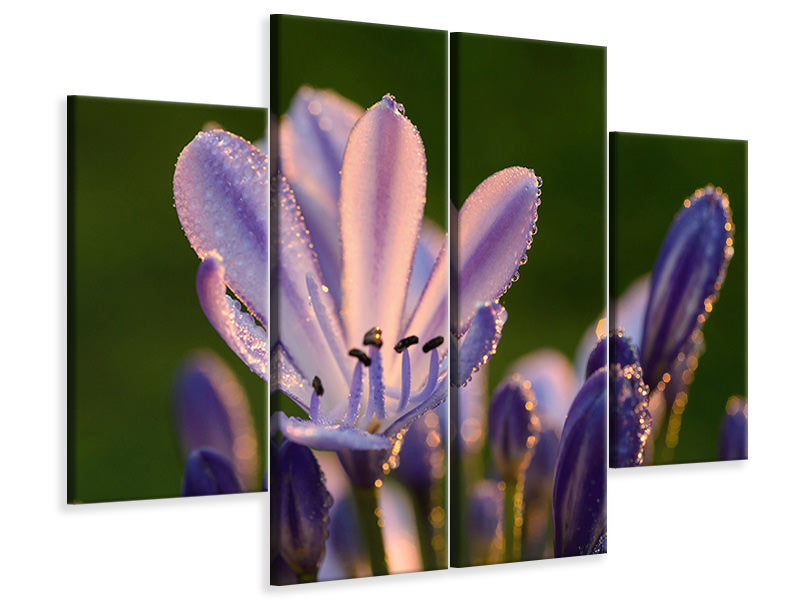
(718, 397, 748, 461)
(585, 336, 607, 379)
(467, 480, 504, 565)
(172, 351, 258, 490)
(523, 428, 560, 505)
(488, 376, 541, 482)
(552, 370, 607, 557)
(640, 185, 734, 389)
(609, 332, 652, 468)
(274, 441, 333, 577)
(181, 448, 242, 496)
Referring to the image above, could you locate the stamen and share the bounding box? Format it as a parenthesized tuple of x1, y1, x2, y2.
(411, 347, 440, 406)
(399, 346, 412, 411)
(363, 326, 383, 348)
(310, 375, 323, 422)
(365, 344, 386, 421)
(348, 348, 372, 367)
(422, 336, 444, 353)
(312, 376, 324, 396)
(344, 360, 363, 427)
(394, 335, 419, 353)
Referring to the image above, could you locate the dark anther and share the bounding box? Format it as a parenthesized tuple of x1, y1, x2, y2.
(422, 336, 444, 353)
(348, 348, 372, 367)
(394, 335, 420, 354)
(312, 376, 324, 396)
(363, 326, 383, 348)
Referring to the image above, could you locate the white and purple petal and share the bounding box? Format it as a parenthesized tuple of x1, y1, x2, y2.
(339, 94, 427, 357)
(455, 301, 507, 387)
(456, 167, 540, 336)
(280, 87, 364, 306)
(174, 129, 269, 326)
(196, 256, 269, 381)
(272, 175, 350, 415)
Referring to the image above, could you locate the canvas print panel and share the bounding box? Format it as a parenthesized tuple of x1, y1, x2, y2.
(609, 132, 747, 467)
(451, 34, 607, 566)
(269, 15, 447, 583)
(68, 96, 268, 502)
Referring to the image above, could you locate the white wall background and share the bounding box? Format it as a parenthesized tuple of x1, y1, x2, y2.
(2, 0, 796, 597)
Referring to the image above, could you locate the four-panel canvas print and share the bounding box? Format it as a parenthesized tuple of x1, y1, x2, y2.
(66, 13, 748, 588)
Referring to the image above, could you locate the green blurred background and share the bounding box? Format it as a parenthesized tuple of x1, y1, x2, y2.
(611, 132, 747, 464)
(270, 15, 446, 422)
(68, 96, 267, 503)
(453, 34, 606, 388)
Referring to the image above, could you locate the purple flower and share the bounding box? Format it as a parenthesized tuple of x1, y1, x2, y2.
(173, 129, 270, 384)
(270, 89, 540, 479)
(181, 448, 242, 496)
(613, 185, 735, 456)
(608, 331, 652, 468)
(718, 396, 748, 461)
(639, 185, 734, 390)
(487, 376, 541, 482)
(172, 350, 259, 490)
(272, 440, 333, 580)
(552, 367, 607, 557)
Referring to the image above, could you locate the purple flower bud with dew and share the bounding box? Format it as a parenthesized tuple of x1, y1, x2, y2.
(488, 376, 541, 482)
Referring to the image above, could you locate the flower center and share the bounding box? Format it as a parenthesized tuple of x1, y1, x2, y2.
(309, 327, 444, 433)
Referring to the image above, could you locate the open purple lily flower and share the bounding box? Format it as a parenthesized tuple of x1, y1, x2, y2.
(271, 88, 540, 483)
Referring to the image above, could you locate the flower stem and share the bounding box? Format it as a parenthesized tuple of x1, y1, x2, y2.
(412, 493, 439, 571)
(352, 485, 389, 576)
(502, 475, 523, 563)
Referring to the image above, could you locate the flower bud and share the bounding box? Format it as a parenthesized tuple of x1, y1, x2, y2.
(488, 376, 540, 482)
(273, 440, 333, 578)
(181, 448, 242, 496)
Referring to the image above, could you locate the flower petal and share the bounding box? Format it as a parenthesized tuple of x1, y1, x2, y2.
(196, 256, 269, 381)
(552, 369, 607, 557)
(174, 129, 269, 326)
(613, 273, 650, 350)
(640, 185, 734, 388)
(456, 167, 540, 336)
(272, 175, 350, 412)
(339, 94, 427, 355)
(608, 332, 652, 468)
(181, 448, 242, 496)
(172, 351, 258, 490)
(274, 440, 333, 576)
(404, 220, 446, 324)
(384, 375, 448, 438)
(391, 237, 448, 387)
(270, 343, 311, 414)
(455, 301, 507, 387)
(280, 87, 364, 307)
(279, 414, 392, 451)
(509, 349, 579, 434)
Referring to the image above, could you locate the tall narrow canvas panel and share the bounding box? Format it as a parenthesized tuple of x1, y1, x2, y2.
(451, 33, 607, 566)
(270, 15, 448, 583)
(67, 96, 268, 502)
(609, 132, 747, 467)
